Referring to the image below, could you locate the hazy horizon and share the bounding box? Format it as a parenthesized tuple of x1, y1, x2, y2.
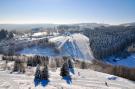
(0, 0, 135, 25)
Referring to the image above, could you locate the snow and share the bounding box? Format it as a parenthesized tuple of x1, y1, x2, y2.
(72, 33, 94, 60)
(47, 33, 94, 61)
(107, 54, 135, 68)
(49, 36, 66, 42)
(32, 32, 47, 37)
(17, 33, 94, 61)
(17, 46, 58, 56)
(16, 32, 135, 67)
(0, 68, 135, 89)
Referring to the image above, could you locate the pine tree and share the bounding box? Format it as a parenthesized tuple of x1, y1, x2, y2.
(60, 62, 69, 77)
(34, 64, 41, 80)
(68, 59, 75, 74)
(41, 65, 49, 80)
(8, 32, 14, 39)
(68, 59, 74, 68)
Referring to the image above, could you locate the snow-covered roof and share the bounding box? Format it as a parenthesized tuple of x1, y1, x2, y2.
(32, 32, 47, 37)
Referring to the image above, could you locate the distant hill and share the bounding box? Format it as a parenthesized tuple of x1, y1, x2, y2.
(0, 24, 57, 31)
(74, 23, 110, 29)
(0, 22, 135, 32)
(0, 23, 110, 31)
(120, 22, 135, 27)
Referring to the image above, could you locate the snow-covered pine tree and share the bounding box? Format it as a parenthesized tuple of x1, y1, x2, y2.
(60, 62, 69, 77)
(68, 59, 75, 74)
(41, 65, 49, 80)
(68, 59, 74, 68)
(34, 64, 41, 80)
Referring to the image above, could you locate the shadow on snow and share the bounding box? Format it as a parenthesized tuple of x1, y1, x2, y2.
(34, 79, 49, 87)
(41, 80, 49, 87)
(62, 76, 72, 84)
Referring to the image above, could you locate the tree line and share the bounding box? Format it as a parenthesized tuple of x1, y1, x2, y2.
(2, 55, 90, 73)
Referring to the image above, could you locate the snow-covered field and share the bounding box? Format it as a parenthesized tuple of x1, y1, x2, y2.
(17, 46, 59, 56)
(107, 54, 135, 68)
(0, 68, 135, 89)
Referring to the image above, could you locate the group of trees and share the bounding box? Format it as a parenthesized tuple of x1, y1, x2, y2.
(2, 55, 75, 68)
(3, 54, 135, 81)
(34, 58, 74, 82)
(13, 59, 26, 73)
(27, 55, 49, 66)
(2, 55, 49, 67)
(83, 26, 135, 59)
(2, 55, 75, 80)
(0, 29, 14, 41)
(2, 55, 90, 70)
(57, 25, 81, 33)
(34, 64, 49, 81)
(2, 55, 26, 73)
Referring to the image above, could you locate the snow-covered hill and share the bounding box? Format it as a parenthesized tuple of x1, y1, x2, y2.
(49, 33, 94, 61)
(18, 33, 94, 61)
(0, 68, 135, 89)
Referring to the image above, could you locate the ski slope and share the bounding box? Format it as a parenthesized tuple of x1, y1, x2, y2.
(72, 33, 94, 61)
(49, 33, 94, 61)
(0, 68, 135, 89)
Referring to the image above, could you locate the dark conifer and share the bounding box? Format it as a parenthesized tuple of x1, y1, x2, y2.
(68, 59, 74, 68)
(68, 59, 75, 74)
(41, 65, 49, 80)
(60, 62, 69, 77)
(34, 64, 41, 80)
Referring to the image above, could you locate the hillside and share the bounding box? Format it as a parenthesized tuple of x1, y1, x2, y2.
(0, 68, 135, 89)
(83, 26, 135, 59)
(120, 22, 135, 27)
(18, 33, 94, 61)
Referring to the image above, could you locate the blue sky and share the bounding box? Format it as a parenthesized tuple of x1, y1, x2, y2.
(0, 0, 135, 24)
